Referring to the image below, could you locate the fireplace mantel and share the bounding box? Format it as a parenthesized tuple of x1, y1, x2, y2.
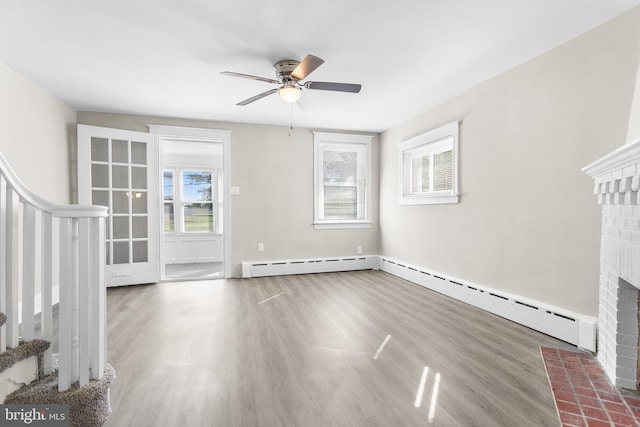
(583, 137, 640, 180)
(583, 138, 640, 206)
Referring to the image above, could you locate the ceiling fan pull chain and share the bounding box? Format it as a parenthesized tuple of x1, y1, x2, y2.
(288, 103, 294, 137)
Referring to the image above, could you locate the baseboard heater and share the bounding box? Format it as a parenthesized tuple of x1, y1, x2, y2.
(242, 256, 377, 278)
(379, 257, 597, 352)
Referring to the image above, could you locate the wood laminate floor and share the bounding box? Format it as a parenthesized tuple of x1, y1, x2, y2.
(103, 270, 565, 427)
(164, 262, 224, 281)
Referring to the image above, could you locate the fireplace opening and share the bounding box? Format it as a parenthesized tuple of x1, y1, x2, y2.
(614, 277, 640, 390)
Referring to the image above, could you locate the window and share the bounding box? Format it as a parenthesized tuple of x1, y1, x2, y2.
(314, 132, 372, 229)
(163, 169, 217, 233)
(163, 171, 175, 232)
(182, 171, 214, 232)
(399, 121, 459, 205)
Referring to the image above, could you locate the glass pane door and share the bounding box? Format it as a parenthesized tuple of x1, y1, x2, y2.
(78, 125, 159, 286)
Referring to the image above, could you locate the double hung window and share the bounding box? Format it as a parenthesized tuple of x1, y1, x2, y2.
(163, 169, 217, 233)
(314, 132, 372, 228)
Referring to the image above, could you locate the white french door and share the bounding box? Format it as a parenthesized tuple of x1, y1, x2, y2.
(77, 125, 160, 286)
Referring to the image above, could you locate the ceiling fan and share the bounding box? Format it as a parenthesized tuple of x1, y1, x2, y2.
(221, 54, 361, 106)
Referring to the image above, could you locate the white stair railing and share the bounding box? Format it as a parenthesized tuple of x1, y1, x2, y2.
(0, 150, 107, 392)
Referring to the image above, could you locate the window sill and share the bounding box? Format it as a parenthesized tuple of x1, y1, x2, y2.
(313, 221, 373, 230)
(163, 232, 223, 237)
(398, 194, 459, 205)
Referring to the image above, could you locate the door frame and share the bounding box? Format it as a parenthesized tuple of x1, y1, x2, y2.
(147, 125, 231, 279)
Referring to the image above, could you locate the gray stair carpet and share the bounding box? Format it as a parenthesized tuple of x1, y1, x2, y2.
(0, 339, 50, 376)
(5, 363, 116, 427)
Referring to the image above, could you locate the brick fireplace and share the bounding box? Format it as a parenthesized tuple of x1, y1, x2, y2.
(584, 138, 640, 389)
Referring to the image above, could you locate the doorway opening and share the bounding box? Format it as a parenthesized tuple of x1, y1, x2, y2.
(154, 126, 231, 281)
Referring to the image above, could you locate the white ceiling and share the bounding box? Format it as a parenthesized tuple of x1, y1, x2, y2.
(1, 0, 639, 133)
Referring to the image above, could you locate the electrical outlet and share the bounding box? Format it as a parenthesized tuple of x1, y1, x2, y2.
(258, 243, 264, 252)
(357, 246, 363, 255)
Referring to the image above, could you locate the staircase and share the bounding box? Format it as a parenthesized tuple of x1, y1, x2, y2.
(0, 150, 114, 426)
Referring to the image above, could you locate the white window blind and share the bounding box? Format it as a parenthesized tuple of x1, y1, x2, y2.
(399, 122, 459, 205)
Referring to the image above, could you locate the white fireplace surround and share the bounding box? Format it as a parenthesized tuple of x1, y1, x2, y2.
(584, 137, 640, 389)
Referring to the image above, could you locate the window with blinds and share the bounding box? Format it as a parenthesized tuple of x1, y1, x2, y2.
(313, 132, 373, 229)
(399, 122, 459, 205)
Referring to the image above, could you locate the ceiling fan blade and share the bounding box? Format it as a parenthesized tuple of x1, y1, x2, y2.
(291, 55, 325, 80)
(221, 71, 280, 85)
(236, 88, 278, 106)
(304, 81, 362, 93)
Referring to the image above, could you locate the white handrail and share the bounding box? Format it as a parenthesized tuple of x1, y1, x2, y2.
(0, 151, 107, 219)
(0, 149, 108, 392)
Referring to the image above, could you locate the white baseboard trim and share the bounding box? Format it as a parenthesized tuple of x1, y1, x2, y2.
(241, 255, 379, 278)
(378, 256, 597, 352)
(240, 254, 596, 351)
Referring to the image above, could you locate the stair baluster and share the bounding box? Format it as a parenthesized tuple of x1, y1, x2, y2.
(0, 150, 108, 393)
(5, 185, 19, 349)
(0, 174, 7, 353)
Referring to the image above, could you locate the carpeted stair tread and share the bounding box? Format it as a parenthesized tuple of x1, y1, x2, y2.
(5, 363, 116, 427)
(0, 312, 6, 327)
(0, 339, 50, 374)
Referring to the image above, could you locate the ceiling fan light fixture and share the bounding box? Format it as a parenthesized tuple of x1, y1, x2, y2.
(278, 85, 301, 103)
(222, 54, 361, 106)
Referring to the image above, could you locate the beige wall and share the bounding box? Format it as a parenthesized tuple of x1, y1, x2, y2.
(77, 112, 380, 277)
(626, 36, 640, 143)
(0, 63, 76, 203)
(379, 8, 640, 316)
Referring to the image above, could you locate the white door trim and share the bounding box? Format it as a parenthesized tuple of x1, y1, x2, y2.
(147, 125, 232, 278)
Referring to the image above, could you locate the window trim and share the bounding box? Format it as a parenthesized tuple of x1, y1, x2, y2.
(313, 132, 373, 229)
(398, 121, 459, 205)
